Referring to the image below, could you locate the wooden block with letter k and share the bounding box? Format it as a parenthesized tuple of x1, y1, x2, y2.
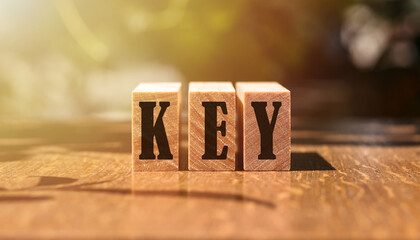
(188, 82, 236, 171)
(132, 82, 181, 171)
(236, 82, 291, 171)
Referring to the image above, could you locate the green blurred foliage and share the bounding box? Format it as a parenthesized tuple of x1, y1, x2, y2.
(0, 0, 418, 119)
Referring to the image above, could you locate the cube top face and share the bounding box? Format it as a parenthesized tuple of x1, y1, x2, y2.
(133, 82, 182, 93)
(236, 82, 291, 171)
(132, 82, 181, 171)
(236, 82, 290, 97)
(188, 82, 236, 171)
(189, 82, 236, 93)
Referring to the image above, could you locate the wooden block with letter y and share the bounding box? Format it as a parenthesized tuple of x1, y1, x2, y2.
(132, 82, 181, 171)
(236, 82, 290, 171)
(188, 82, 236, 171)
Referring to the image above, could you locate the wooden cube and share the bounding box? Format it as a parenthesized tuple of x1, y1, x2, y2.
(236, 82, 290, 171)
(188, 82, 236, 171)
(132, 82, 181, 171)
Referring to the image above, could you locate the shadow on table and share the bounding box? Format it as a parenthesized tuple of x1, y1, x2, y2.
(291, 152, 335, 171)
(0, 175, 276, 208)
(67, 188, 276, 208)
(0, 195, 53, 202)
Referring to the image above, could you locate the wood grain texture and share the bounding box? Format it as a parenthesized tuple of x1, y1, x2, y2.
(188, 82, 235, 170)
(236, 82, 290, 170)
(0, 119, 419, 239)
(132, 82, 181, 171)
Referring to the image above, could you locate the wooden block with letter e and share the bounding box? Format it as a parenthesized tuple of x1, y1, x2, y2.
(132, 82, 181, 171)
(236, 82, 290, 171)
(188, 82, 236, 171)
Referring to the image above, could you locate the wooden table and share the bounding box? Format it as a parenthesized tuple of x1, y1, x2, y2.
(0, 118, 419, 239)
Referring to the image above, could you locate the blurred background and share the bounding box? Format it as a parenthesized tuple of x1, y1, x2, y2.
(0, 0, 419, 121)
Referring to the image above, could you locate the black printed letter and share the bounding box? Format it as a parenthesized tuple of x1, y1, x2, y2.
(251, 102, 282, 159)
(139, 101, 173, 160)
(201, 102, 228, 159)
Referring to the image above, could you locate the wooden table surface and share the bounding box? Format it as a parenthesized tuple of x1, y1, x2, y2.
(0, 118, 419, 239)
